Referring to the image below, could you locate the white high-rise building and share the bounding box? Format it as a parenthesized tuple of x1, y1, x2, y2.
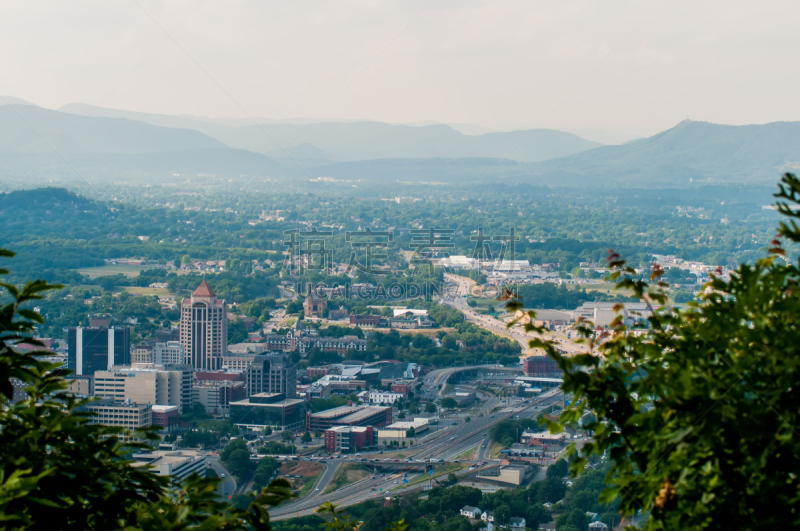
(93, 365, 193, 410)
(180, 281, 227, 371)
(154, 341, 185, 365)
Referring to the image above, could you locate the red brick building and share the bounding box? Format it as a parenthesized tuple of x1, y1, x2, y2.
(523, 356, 562, 378)
(324, 425, 374, 453)
(152, 405, 180, 431)
(350, 315, 381, 327)
(306, 367, 331, 378)
(390, 381, 413, 399)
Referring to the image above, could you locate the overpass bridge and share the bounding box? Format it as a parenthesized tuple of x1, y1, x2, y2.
(444, 366, 523, 385)
(249, 455, 449, 470)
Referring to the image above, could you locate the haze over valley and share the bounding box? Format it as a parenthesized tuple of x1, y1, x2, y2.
(2, 2, 800, 530)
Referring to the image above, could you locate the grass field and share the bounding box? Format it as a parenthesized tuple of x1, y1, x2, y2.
(77, 265, 149, 278)
(280, 461, 324, 500)
(121, 286, 172, 297)
(76, 264, 194, 279)
(323, 463, 371, 494)
(568, 282, 635, 296)
(488, 442, 504, 459)
(455, 445, 478, 461)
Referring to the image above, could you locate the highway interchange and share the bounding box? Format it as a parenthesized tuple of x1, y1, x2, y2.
(271, 388, 565, 519)
(251, 274, 590, 519)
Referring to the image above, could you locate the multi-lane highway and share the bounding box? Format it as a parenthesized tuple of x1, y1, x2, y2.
(271, 388, 565, 520)
(443, 274, 587, 356)
(270, 276, 588, 520)
(206, 455, 237, 498)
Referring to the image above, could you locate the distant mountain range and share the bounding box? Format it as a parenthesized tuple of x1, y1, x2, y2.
(0, 99, 797, 187)
(527, 119, 800, 186)
(57, 102, 601, 162)
(0, 104, 226, 154)
(313, 120, 800, 187)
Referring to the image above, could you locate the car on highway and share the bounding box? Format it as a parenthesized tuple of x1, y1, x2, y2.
(220, 474, 226, 478)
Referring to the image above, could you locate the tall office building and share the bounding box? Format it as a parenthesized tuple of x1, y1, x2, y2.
(132, 340, 155, 365)
(68, 326, 130, 376)
(94, 365, 193, 411)
(180, 281, 227, 371)
(154, 341, 185, 365)
(246, 352, 297, 398)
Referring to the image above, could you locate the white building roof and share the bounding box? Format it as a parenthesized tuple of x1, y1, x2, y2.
(393, 308, 429, 317)
(383, 418, 429, 430)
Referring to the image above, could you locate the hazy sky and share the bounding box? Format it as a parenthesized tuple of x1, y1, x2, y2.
(2, 0, 799, 138)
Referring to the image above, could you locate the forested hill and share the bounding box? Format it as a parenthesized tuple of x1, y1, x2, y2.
(310, 120, 800, 187)
(0, 183, 781, 288)
(525, 119, 800, 187)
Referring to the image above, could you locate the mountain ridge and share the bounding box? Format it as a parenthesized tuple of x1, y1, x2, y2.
(56, 102, 602, 163)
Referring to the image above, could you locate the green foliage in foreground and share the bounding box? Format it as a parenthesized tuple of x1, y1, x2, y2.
(0, 248, 295, 529)
(0, 247, 405, 530)
(512, 173, 800, 530)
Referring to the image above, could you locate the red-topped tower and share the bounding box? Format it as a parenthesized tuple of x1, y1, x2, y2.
(180, 280, 227, 371)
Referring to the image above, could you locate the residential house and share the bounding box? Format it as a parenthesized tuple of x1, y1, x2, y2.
(460, 506, 481, 519)
(508, 517, 526, 529)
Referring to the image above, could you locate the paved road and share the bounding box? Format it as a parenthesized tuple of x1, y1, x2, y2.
(272, 275, 583, 519)
(418, 364, 511, 400)
(272, 389, 565, 519)
(263, 309, 287, 331)
(206, 455, 236, 499)
(444, 274, 588, 356)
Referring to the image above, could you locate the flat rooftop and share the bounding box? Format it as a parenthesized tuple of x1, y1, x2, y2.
(230, 397, 305, 407)
(151, 405, 179, 413)
(132, 449, 204, 465)
(310, 405, 364, 418)
(337, 406, 390, 423)
(384, 419, 428, 430)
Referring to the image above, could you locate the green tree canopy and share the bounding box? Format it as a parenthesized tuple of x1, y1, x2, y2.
(516, 173, 800, 530)
(440, 397, 457, 409)
(0, 248, 294, 530)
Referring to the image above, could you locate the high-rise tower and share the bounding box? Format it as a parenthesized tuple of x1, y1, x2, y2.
(180, 280, 227, 371)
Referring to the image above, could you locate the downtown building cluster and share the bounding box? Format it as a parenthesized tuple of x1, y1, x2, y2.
(49, 280, 431, 455)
